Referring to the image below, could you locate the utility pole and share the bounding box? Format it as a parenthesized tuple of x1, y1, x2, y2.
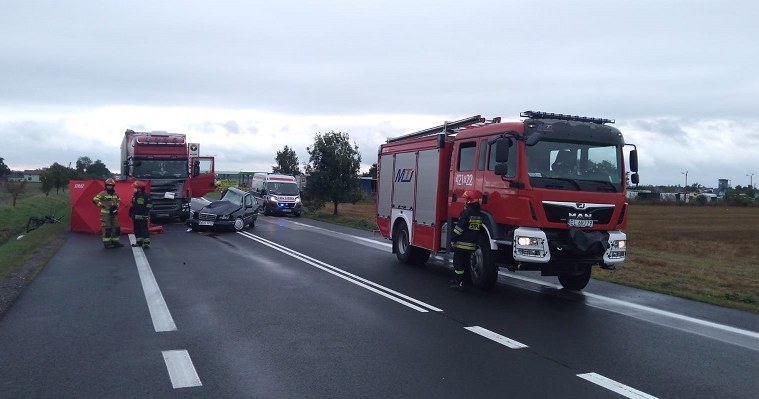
(748, 173, 755, 192)
(681, 171, 688, 190)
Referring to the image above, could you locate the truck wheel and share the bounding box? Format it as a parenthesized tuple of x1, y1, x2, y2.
(233, 217, 246, 232)
(469, 234, 498, 290)
(558, 266, 592, 290)
(393, 224, 430, 265)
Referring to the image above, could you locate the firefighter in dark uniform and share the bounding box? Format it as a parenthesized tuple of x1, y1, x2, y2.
(450, 190, 483, 289)
(129, 180, 153, 248)
(93, 178, 124, 249)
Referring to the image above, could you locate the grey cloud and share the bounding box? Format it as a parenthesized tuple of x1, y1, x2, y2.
(222, 120, 240, 134)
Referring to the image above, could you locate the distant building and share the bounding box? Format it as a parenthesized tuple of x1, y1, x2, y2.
(23, 169, 42, 183)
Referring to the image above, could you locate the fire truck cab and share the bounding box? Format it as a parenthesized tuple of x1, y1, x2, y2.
(377, 111, 639, 290)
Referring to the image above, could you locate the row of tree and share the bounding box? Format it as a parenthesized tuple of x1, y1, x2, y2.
(1, 156, 113, 207)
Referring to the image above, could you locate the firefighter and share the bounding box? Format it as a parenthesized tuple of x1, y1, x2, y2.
(93, 178, 124, 249)
(129, 180, 153, 248)
(449, 190, 484, 289)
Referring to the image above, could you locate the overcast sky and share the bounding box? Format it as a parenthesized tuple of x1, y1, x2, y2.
(2, 0, 758, 187)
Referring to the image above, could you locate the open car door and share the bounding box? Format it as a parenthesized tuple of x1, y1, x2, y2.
(188, 156, 215, 198)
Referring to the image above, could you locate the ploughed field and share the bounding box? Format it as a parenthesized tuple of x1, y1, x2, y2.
(324, 201, 759, 313)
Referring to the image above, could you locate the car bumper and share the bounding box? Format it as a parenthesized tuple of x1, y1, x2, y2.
(186, 218, 241, 229)
(265, 202, 302, 214)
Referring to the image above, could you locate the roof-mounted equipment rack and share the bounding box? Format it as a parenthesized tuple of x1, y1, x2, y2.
(520, 111, 614, 125)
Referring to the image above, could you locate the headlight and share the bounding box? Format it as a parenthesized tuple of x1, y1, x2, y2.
(516, 236, 541, 246)
(295, 197, 301, 203)
(612, 240, 626, 249)
(269, 196, 278, 202)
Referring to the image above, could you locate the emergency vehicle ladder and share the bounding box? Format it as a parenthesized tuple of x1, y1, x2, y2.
(387, 115, 487, 143)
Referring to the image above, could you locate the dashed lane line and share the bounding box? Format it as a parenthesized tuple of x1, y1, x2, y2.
(464, 326, 528, 349)
(577, 372, 659, 399)
(162, 350, 203, 389)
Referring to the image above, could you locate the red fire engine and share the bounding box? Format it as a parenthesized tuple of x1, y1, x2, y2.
(376, 111, 639, 290)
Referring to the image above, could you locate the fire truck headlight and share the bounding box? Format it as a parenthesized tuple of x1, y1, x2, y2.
(612, 240, 626, 249)
(516, 236, 541, 247)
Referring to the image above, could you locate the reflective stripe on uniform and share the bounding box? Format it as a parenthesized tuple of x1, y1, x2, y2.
(453, 242, 477, 250)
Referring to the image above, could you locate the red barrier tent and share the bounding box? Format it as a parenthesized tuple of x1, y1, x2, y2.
(69, 180, 164, 235)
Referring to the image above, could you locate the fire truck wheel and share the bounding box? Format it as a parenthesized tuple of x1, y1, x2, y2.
(470, 234, 498, 290)
(393, 223, 429, 265)
(558, 266, 592, 290)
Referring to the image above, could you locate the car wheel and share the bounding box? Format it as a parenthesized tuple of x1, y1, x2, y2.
(233, 217, 245, 232)
(248, 219, 255, 229)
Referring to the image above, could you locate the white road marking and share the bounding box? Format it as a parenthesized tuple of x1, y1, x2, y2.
(464, 326, 528, 349)
(237, 231, 443, 313)
(577, 373, 658, 399)
(162, 350, 202, 389)
(129, 234, 177, 332)
(498, 271, 759, 344)
(282, 220, 392, 250)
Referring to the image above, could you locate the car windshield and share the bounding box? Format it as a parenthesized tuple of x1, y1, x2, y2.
(221, 190, 244, 206)
(266, 182, 299, 195)
(526, 141, 623, 192)
(133, 159, 188, 179)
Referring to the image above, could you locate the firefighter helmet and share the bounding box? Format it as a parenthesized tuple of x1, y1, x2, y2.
(133, 180, 146, 189)
(462, 190, 482, 204)
(105, 178, 116, 186)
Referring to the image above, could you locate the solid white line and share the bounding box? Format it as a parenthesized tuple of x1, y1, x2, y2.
(464, 326, 528, 349)
(286, 220, 392, 248)
(240, 230, 442, 312)
(577, 373, 658, 399)
(237, 231, 442, 313)
(498, 271, 759, 341)
(162, 350, 202, 389)
(129, 234, 177, 332)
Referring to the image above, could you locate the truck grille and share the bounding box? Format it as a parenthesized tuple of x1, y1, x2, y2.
(542, 202, 614, 224)
(199, 213, 217, 221)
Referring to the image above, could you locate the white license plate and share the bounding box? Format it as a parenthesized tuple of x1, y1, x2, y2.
(199, 221, 214, 226)
(568, 219, 593, 228)
(282, 209, 292, 212)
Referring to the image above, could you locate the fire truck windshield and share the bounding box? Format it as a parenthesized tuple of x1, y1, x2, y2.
(526, 141, 623, 192)
(133, 159, 188, 179)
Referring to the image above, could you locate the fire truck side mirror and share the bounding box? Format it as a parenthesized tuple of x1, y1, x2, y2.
(629, 149, 639, 172)
(525, 132, 542, 146)
(494, 138, 511, 163)
(494, 163, 509, 176)
(631, 173, 640, 185)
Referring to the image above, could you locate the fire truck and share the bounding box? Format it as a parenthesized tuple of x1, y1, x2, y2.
(120, 129, 216, 220)
(376, 111, 639, 290)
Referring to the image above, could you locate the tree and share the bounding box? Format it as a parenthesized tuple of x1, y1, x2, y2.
(40, 169, 54, 196)
(3, 180, 27, 207)
(0, 157, 10, 180)
(272, 145, 301, 176)
(362, 163, 377, 179)
(48, 162, 74, 194)
(86, 160, 111, 179)
(75, 156, 93, 175)
(304, 131, 362, 215)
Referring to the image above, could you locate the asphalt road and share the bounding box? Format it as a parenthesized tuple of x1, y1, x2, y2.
(1, 216, 758, 398)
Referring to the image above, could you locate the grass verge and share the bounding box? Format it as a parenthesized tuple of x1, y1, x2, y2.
(0, 192, 70, 279)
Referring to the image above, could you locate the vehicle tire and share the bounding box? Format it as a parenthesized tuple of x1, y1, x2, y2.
(248, 220, 255, 229)
(233, 217, 246, 232)
(469, 234, 498, 290)
(294, 212, 301, 218)
(263, 206, 271, 216)
(393, 223, 429, 265)
(558, 266, 592, 290)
